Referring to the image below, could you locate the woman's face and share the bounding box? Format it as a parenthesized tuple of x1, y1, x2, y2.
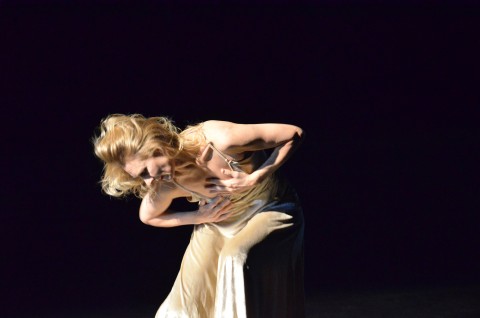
(123, 152, 174, 186)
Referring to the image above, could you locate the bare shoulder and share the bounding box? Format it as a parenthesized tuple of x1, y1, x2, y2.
(202, 120, 270, 154)
(202, 120, 237, 131)
(202, 120, 240, 147)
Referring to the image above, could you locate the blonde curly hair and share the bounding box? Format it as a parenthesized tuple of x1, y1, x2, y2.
(92, 113, 204, 198)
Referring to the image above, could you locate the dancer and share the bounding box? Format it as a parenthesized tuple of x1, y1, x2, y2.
(93, 114, 306, 318)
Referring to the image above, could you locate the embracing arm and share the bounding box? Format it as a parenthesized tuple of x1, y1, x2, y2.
(244, 123, 305, 184)
(139, 190, 195, 227)
(139, 185, 232, 227)
(204, 120, 306, 193)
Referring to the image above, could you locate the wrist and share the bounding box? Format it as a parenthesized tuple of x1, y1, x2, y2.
(251, 169, 268, 185)
(192, 209, 203, 225)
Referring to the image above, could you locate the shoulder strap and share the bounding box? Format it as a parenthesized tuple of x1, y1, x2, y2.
(206, 142, 244, 172)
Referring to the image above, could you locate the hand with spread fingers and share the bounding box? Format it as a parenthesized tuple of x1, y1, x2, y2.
(206, 169, 257, 195)
(196, 196, 233, 224)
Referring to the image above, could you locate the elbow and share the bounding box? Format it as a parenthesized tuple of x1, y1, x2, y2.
(295, 127, 306, 144)
(139, 198, 159, 226)
(139, 213, 153, 225)
(139, 205, 156, 225)
(299, 127, 305, 140)
(139, 208, 168, 227)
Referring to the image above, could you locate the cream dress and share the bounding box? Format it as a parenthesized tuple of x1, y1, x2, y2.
(155, 142, 305, 318)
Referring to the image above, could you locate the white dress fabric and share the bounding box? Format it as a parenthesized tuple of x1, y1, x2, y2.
(155, 143, 305, 318)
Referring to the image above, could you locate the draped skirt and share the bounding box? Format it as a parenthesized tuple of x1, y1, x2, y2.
(155, 195, 305, 318)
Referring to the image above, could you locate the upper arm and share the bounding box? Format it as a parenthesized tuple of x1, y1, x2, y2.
(203, 120, 305, 153)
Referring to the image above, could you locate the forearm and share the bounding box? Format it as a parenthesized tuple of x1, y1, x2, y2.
(141, 196, 233, 227)
(142, 210, 199, 227)
(139, 189, 198, 227)
(253, 130, 305, 182)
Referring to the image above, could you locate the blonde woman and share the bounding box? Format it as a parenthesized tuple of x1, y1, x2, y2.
(93, 114, 306, 318)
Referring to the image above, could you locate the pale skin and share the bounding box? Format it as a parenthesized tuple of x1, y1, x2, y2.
(123, 120, 305, 228)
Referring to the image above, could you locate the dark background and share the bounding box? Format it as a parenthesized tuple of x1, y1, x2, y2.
(1, 2, 479, 317)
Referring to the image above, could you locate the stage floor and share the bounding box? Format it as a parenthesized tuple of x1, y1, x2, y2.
(14, 284, 480, 318)
(305, 284, 480, 318)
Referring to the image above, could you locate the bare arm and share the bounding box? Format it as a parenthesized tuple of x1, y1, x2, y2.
(204, 120, 305, 193)
(139, 183, 233, 227)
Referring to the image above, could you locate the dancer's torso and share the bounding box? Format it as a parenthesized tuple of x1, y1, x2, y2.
(172, 141, 268, 202)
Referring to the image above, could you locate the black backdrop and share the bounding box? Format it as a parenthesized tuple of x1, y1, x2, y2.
(1, 2, 479, 317)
